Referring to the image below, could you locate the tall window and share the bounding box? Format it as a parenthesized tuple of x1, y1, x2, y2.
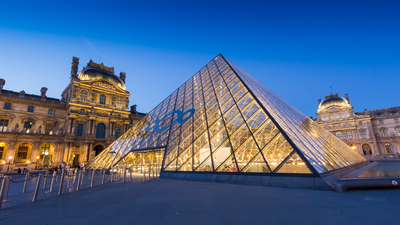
(360, 130, 366, 139)
(332, 113, 338, 120)
(0, 119, 9, 132)
(379, 120, 384, 125)
(115, 127, 121, 138)
(347, 131, 352, 140)
(99, 94, 106, 105)
(4, 102, 11, 110)
(40, 144, 50, 159)
(96, 123, 105, 138)
(24, 121, 33, 132)
(0, 142, 5, 159)
(335, 132, 343, 140)
(381, 129, 387, 137)
(76, 124, 84, 136)
(117, 114, 121, 119)
(17, 143, 30, 159)
(45, 123, 53, 134)
(396, 127, 400, 136)
(322, 115, 328, 121)
(395, 118, 399, 123)
(362, 144, 372, 155)
(342, 112, 348, 118)
(80, 90, 87, 101)
(384, 143, 392, 153)
(359, 121, 362, 125)
(80, 109, 85, 115)
(116, 97, 123, 108)
(28, 106, 34, 112)
(129, 120, 133, 124)
(48, 109, 54, 115)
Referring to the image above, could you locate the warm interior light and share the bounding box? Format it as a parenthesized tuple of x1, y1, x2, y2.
(9, 156, 12, 159)
(36, 156, 39, 159)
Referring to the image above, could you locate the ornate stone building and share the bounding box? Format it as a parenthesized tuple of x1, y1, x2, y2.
(315, 93, 400, 158)
(0, 57, 145, 171)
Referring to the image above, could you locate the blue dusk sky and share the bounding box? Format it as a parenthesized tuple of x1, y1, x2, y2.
(0, 0, 399, 117)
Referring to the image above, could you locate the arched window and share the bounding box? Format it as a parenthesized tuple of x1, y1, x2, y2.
(360, 130, 366, 139)
(0, 142, 5, 160)
(99, 94, 106, 105)
(17, 143, 30, 159)
(40, 144, 50, 159)
(80, 90, 88, 101)
(116, 97, 123, 108)
(335, 132, 343, 140)
(384, 143, 392, 153)
(96, 123, 106, 138)
(362, 144, 372, 155)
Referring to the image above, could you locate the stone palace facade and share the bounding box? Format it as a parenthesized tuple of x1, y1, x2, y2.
(315, 93, 400, 158)
(0, 57, 145, 171)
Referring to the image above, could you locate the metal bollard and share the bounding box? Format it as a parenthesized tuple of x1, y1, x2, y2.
(32, 173, 43, 202)
(58, 169, 65, 195)
(111, 169, 114, 183)
(130, 168, 132, 182)
(102, 169, 106, 184)
(153, 166, 155, 178)
(73, 168, 77, 184)
(4, 177, 11, 202)
(43, 169, 49, 189)
(0, 176, 9, 209)
(90, 169, 95, 187)
(23, 172, 30, 193)
(76, 170, 82, 191)
(48, 171, 56, 193)
(80, 168, 85, 185)
(148, 166, 150, 181)
(143, 169, 145, 183)
(67, 169, 72, 188)
(123, 168, 126, 184)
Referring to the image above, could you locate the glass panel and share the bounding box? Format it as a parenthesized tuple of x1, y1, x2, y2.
(237, 93, 253, 110)
(164, 158, 177, 171)
(261, 134, 293, 171)
(241, 152, 270, 173)
(209, 127, 228, 151)
(228, 124, 251, 151)
(216, 154, 238, 172)
(193, 143, 211, 169)
(177, 144, 193, 169)
(208, 118, 224, 138)
(195, 156, 213, 172)
(212, 141, 233, 169)
(276, 152, 312, 174)
(234, 137, 261, 171)
(225, 113, 245, 135)
(178, 156, 193, 171)
(241, 101, 260, 120)
(253, 120, 279, 149)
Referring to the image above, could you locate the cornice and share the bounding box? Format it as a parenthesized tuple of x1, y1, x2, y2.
(0, 96, 67, 109)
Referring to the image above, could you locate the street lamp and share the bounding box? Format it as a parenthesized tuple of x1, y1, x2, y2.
(36, 156, 40, 170)
(7, 156, 12, 172)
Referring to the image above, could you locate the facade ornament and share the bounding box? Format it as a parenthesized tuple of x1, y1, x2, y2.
(58, 127, 63, 135)
(87, 60, 114, 73)
(37, 125, 42, 134)
(119, 72, 126, 83)
(125, 98, 129, 108)
(71, 57, 80, 78)
(90, 90, 97, 101)
(20, 90, 26, 97)
(111, 95, 116, 105)
(14, 123, 19, 132)
(73, 88, 79, 98)
(40, 87, 48, 99)
(0, 78, 5, 94)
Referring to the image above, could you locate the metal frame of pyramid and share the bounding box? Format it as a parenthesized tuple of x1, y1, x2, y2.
(92, 54, 368, 189)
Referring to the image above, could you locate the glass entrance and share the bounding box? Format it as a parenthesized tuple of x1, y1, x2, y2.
(115, 149, 164, 174)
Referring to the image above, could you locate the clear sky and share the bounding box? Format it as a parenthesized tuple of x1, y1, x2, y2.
(0, 0, 399, 117)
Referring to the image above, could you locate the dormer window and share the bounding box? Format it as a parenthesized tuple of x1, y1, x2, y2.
(322, 115, 328, 121)
(332, 113, 338, 120)
(80, 90, 87, 101)
(342, 112, 348, 118)
(116, 97, 123, 108)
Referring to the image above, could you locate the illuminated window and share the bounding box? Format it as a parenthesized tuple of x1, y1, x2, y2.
(335, 132, 343, 140)
(396, 127, 400, 136)
(360, 130, 366, 139)
(17, 143, 30, 159)
(381, 129, 387, 137)
(80, 90, 87, 101)
(96, 123, 105, 138)
(384, 143, 392, 153)
(0, 142, 5, 159)
(23, 121, 32, 132)
(45, 123, 53, 134)
(347, 131, 352, 140)
(80, 109, 85, 115)
(40, 144, 50, 159)
(48, 108, 54, 115)
(28, 106, 34, 112)
(76, 124, 84, 136)
(100, 94, 106, 105)
(116, 97, 123, 108)
(4, 102, 11, 110)
(0, 119, 9, 132)
(379, 120, 384, 125)
(115, 127, 121, 138)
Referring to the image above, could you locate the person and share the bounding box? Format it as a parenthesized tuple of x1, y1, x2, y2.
(54, 166, 58, 173)
(17, 167, 21, 175)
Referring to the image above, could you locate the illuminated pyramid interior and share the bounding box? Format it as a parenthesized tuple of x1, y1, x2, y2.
(92, 54, 367, 188)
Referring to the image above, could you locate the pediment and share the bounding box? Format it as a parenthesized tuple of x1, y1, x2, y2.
(81, 80, 124, 92)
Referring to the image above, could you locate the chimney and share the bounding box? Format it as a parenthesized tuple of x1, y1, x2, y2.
(345, 93, 350, 103)
(130, 104, 137, 113)
(0, 79, 5, 93)
(120, 72, 126, 83)
(41, 87, 48, 99)
(71, 57, 80, 78)
(318, 98, 321, 104)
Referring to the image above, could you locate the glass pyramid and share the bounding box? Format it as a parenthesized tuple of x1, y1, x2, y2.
(92, 54, 367, 175)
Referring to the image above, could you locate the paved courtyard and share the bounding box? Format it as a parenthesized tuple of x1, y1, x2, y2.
(0, 173, 399, 225)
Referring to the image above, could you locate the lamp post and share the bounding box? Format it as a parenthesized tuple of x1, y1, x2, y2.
(36, 156, 40, 170)
(7, 156, 12, 172)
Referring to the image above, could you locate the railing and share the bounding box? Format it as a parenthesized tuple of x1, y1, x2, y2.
(0, 165, 160, 210)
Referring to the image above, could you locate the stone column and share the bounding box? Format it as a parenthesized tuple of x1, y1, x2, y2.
(66, 118, 71, 134)
(91, 120, 96, 136)
(87, 120, 92, 135)
(70, 118, 76, 135)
